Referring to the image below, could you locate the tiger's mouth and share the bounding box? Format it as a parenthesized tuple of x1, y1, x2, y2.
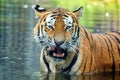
(48, 46, 68, 59)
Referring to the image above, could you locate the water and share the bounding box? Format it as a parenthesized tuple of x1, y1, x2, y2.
(0, 20, 40, 80)
(0, 1, 40, 79)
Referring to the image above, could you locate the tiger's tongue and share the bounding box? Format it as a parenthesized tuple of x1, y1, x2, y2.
(53, 47, 64, 57)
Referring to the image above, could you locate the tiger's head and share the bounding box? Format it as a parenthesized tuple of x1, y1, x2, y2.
(34, 5, 83, 62)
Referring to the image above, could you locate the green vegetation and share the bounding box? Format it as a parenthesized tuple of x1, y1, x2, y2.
(51, 0, 120, 32)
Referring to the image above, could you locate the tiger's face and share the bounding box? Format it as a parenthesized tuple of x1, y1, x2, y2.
(34, 5, 83, 62)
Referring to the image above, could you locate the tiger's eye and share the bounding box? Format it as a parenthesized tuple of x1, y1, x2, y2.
(66, 26, 71, 29)
(48, 25, 54, 30)
(66, 26, 73, 31)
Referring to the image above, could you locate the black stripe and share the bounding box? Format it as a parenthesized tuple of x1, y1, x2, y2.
(90, 35, 94, 53)
(72, 25, 77, 37)
(50, 14, 56, 17)
(84, 28, 89, 40)
(106, 36, 115, 74)
(111, 34, 120, 44)
(77, 26, 80, 40)
(93, 37, 97, 55)
(106, 34, 120, 57)
(119, 63, 120, 75)
(89, 52, 93, 73)
(63, 15, 68, 17)
(43, 55, 51, 72)
(90, 35, 96, 73)
(73, 7, 81, 13)
(113, 41, 120, 57)
(61, 53, 78, 73)
(100, 35, 111, 59)
(108, 34, 120, 56)
(97, 36, 103, 57)
(82, 58, 87, 74)
(74, 56, 84, 73)
(112, 57, 115, 74)
(43, 18, 46, 22)
(111, 30, 120, 35)
(76, 27, 80, 41)
(38, 26, 40, 37)
(84, 28, 94, 55)
(72, 25, 79, 45)
(83, 29, 93, 73)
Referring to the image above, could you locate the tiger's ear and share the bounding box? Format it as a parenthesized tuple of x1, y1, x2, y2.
(34, 5, 46, 18)
(73, 6, 83, 19)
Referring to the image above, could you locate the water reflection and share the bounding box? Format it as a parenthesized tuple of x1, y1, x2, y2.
(39, 72, 120, 80)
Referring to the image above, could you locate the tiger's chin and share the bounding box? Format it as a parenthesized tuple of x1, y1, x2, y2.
(47, 46, 68, 62)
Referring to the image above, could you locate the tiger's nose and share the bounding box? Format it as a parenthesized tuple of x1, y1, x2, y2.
(54, 39, 65, 46)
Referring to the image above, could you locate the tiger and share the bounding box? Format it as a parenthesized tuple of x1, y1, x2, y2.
(33, 5, 120, 74)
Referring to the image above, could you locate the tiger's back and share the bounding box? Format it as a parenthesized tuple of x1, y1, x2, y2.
(93, 31, 120, 73)
(80, 28, 120, 74)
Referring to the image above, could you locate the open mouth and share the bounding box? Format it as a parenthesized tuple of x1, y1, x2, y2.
(49, 46, 68, 59)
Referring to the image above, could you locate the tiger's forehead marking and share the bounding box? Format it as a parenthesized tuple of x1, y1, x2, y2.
(63, 15, 73, 26)
(46, 14, 56, 29)
(46, 13, 73, 29)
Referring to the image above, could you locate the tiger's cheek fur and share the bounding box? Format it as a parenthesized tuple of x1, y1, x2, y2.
(46, 29, 55, 39)
(65, 31, 73, 42)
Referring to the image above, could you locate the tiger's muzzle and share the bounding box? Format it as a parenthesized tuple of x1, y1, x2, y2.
(48, 46, 68, 59)
(46, 39, 68, 60)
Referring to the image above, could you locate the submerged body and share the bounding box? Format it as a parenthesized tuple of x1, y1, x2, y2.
(33, 5, 120, 74)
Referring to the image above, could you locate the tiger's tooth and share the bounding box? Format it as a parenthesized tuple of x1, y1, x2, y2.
(62, 53, 64, 57)
(53, 53, 56, 56)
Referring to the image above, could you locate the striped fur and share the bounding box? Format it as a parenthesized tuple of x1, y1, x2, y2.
(33, 5, 120, 74)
